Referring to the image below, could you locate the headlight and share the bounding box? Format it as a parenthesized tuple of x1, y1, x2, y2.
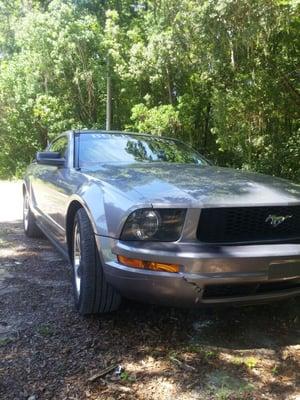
(120, 208, 186, 241)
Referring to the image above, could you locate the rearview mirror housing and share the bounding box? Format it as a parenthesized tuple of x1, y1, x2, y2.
(36, 151, 65, 166)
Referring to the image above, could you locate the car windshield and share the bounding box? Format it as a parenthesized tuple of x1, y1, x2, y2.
(78, 133, 209, 167)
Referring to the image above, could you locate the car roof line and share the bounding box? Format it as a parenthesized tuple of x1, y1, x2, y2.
(70, 129, 183, 144)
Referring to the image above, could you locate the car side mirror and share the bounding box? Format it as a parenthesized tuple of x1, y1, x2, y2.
(36, 151, 65, 166)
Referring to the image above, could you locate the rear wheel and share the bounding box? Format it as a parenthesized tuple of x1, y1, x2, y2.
(72, 208, 121, 315)
(23, 190, 42, 238)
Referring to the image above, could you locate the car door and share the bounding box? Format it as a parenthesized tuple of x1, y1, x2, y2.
(32, 134, 70, 244)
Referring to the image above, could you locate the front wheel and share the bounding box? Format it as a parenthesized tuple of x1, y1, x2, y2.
(72, 208, 121, 315)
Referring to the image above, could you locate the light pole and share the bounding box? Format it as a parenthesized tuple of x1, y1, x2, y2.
(106, 55, 112, 131)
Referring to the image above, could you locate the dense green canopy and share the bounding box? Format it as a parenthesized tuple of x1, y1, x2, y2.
(0, 0, 299, 180)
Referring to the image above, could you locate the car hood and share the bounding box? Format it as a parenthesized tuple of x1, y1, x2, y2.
(84, 163, 300, 207)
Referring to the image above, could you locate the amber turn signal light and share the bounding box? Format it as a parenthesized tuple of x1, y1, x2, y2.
(117, 255, 180, 273)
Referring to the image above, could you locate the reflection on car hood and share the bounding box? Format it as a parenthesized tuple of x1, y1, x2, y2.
(84, 163, 300, 207)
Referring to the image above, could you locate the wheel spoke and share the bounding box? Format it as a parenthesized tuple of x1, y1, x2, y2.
(23, 194, 29, 230)
(73, 223, 82, 297)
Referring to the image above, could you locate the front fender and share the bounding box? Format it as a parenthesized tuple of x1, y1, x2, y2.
(68, 180, 151, 238)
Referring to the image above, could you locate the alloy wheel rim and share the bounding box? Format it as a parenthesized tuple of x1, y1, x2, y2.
(73, 223, 81, 297)
(23, 194, 29, 230)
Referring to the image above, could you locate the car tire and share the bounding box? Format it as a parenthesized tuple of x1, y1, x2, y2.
(72, 208, 121, 315)
(23, 190, 43, 238)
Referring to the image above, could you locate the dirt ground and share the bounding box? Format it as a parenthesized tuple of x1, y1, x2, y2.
(0, 181, 299, 400)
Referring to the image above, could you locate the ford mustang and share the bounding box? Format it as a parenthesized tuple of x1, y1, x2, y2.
(23, 130, 300, 314)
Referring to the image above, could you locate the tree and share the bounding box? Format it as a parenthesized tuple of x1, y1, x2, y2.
(0, 0, 299, 180)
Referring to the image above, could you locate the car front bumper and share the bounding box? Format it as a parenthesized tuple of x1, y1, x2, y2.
(96, 236, 300, 306)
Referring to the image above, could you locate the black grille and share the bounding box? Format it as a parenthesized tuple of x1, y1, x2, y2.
(197, 206, 300, 244)
(203, 279, 300, 299)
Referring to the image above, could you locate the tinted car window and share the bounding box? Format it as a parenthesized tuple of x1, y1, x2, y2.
(79, 133, 208, 167)
(49, 136, 68, 157)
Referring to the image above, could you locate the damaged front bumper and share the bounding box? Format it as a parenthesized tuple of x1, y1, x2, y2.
(95, 236, 300, 306)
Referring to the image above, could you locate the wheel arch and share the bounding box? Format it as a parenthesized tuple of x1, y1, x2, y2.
(65, 197, 100, 261)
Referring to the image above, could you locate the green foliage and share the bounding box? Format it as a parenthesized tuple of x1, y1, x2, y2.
(0, 0, 299, 180)
(129, 103, 180, 136)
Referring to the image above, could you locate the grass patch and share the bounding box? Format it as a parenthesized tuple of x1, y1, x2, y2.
(120, 371, 136, 383)
(207, 370, 254, 400)
(184, 344, 219, 360)
(36, 324, 55, 337)
(231, 356, 258, 370)
(271, 365, 280, 376)
(0, 338, 12, 346)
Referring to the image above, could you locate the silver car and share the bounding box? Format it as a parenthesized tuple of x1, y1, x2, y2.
(23, 130, 300, 314)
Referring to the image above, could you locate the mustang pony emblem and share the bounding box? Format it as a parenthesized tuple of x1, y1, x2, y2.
(265, 214, 293, 227)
